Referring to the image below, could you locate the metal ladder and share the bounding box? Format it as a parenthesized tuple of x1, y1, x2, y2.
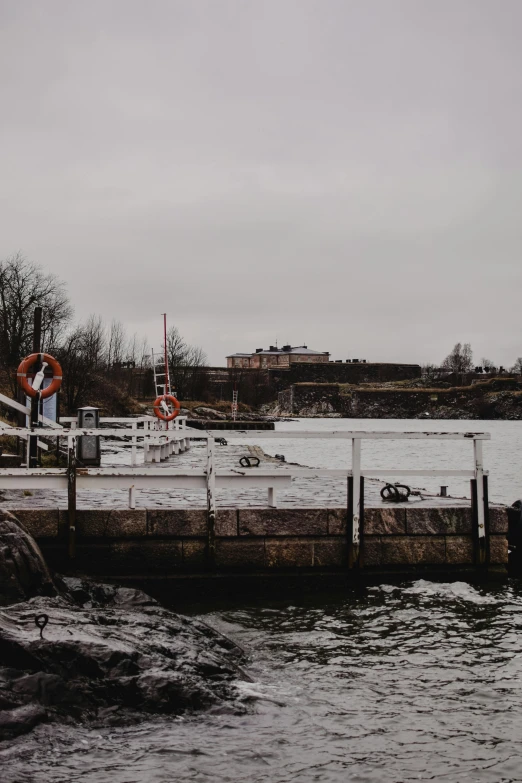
(152, 348, 171, 398)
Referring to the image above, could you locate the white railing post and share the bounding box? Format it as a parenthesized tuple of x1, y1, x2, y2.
(131, 421, 137, 467)
(474, 438, 485, 541)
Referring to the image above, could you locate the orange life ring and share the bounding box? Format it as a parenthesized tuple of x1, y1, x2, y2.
(153, 394, 181, 421)
(16, 352, 63, 400)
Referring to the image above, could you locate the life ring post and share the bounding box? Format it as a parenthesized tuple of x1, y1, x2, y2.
(29, 307, 42, 468)
(17, 352, 63, 402)
(153, 394, 181, 422)
(16, 310, 63, 467)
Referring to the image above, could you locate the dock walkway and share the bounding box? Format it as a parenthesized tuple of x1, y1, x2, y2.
(0, 441, 473, 511)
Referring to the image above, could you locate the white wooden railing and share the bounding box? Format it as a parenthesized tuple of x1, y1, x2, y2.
(58, 415, 187, 431)
(211, 430, 491, 565)
(0, 425, 491, 564)
(0, 415, 189, 467)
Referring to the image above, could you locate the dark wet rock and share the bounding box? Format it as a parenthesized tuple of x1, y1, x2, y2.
(0, 703, 47, 739)
(0, 587, 247, 739)
(0, 515, 248, 740)
(193, 406, 228, 420)
(62, 577, 158, 609)
(190, 407, 278, 423)
(0, 510, 58, 606)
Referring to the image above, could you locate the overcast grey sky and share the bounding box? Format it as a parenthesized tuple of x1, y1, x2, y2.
(1, 0, 521, 367)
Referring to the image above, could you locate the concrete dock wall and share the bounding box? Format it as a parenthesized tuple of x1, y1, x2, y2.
(14, 505, 508, 579)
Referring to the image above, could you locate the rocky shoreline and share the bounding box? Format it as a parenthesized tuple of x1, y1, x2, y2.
(0, 511, 248, 741)
(170, 380, 522, 423)
(274, 379, 522, 420)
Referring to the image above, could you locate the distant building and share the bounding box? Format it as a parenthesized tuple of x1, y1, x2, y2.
(227, 345, 330, 369)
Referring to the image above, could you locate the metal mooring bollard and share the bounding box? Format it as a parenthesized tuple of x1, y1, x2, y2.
(440, 486, 448, 497)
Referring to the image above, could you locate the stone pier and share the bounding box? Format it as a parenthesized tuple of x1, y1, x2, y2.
(12, 505, 509, 583)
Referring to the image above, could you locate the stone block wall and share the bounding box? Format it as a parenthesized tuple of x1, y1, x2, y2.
(17, 505, 508, 580)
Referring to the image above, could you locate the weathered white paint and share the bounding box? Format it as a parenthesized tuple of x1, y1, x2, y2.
(0, 391, 62, 429)
(267, 486, 276, 507)
(474, 439, 485, 540)
(0, 428, 490, 517)
(59, 416, 154, 424)
(0, 427, 189, 439)
(358, 469, 485, 477)
(131, 422, 137, 467)
(210, 430, 491, 440)
(2, 428, 50, 453)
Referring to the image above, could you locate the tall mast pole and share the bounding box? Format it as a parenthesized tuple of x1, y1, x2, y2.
(162, 313, 170, 396)
(162, 313, 171, 431)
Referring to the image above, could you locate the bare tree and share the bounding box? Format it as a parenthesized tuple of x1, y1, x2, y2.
(166, 326, 207, 398)
(166, 326, 188, 368)
(0, 253, 72, 391)
(137, 336, 150, 369)
(481, 358, 496, 372)
(441, 343, 473, 374)
(106, 319, 127, 367)
(185, 344, 208, 367)
(126, 332, 139, 366)
(511, 358, 522, 374)
(80, 315, 106, 371)
(0, 250, 209, 410)
(58, 315, 106, 411)
(134, 335, 153, 398)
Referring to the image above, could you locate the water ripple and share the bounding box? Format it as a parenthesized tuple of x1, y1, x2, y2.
(4, 579, 522, 782)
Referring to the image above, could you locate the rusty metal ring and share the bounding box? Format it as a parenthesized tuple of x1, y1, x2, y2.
(239, 456, 260, 468)
(35, 613, 49, 638)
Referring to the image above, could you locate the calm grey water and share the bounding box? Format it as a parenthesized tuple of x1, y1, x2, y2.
(3, 579, 522, 783)
(242, 418, 522, 503)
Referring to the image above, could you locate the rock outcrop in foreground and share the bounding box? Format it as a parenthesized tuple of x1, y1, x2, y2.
(0, 511, 247, 740)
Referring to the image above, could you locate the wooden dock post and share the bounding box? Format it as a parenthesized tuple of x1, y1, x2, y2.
(67, 439, 77, 558)
(28, 306, 42, 468)
(348, 437, 363, 568)
(206, 436, 216, 567)
(348, 475, 364, 569)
